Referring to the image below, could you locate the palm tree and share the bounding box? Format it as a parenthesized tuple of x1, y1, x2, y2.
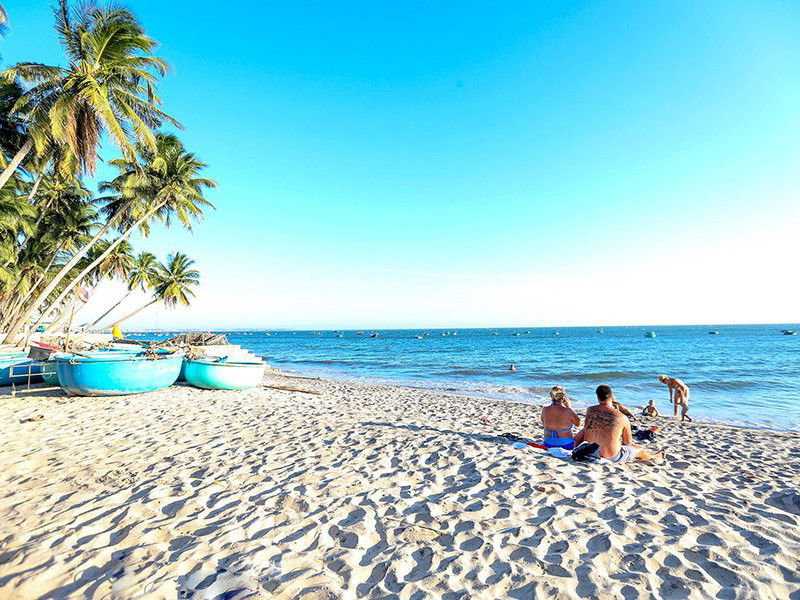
(98, 252, 199, 330)
(0, 192, 97, 331)
(12, 135, 214, 338)
(3, 135, 213, 343)
(0, 0, 179, 190)
(88, 250, 157, 329)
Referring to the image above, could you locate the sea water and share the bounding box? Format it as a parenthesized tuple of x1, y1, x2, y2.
(135, 325, 800, 430)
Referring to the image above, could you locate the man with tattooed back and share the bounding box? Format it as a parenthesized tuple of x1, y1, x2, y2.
(574, 385, 665, 463)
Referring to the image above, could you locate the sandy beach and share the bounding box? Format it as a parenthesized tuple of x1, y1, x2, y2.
(1, 372, 799, 599)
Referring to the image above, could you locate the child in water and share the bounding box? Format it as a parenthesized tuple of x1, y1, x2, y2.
(642, 399, 659, 417)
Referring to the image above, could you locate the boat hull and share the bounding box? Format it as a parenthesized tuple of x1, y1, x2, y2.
(0, 354, 43, 386)
(56, 354, 183, 396)
(42, 361, 59, 385)
(184, 359, 266, 390)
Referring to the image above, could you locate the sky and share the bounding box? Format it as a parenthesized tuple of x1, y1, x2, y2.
(3, 0, 800, 329)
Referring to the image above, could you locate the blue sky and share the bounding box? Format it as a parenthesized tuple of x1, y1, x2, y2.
(4, 1, 800, 328)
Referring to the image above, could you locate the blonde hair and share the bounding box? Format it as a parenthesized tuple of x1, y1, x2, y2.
(550, 386, 566, 403)
(658, 374, 668, 382)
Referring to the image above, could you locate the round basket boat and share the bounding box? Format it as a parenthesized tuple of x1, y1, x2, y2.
(0, 353, 44, 386)
(56, 352, 183, 396)
(184, 358, 266, 390)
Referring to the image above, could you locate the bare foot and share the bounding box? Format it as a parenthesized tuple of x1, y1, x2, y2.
(653, 450, 667, 464)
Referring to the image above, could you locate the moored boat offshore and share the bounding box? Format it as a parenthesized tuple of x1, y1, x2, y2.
(56, 352, 183, 396)
(183, 357, 266, 390)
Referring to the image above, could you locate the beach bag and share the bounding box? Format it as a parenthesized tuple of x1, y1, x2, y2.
(633, 429, 657, 442)
(571, 442, 599, 462)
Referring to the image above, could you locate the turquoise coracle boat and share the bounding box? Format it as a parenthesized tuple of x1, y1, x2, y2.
(184, 358, 266, 390)
(42, 348, 144, 386)
(56, 352, 183, 396)
(0, 353, 43, 387)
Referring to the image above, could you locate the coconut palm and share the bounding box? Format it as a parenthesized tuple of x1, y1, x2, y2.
(3, 134, 213, 343)
(12, 135, 214, 338)
(0, 0, 179, 190)
(98, 252, 198, 330)
(88, 250, 157, 329)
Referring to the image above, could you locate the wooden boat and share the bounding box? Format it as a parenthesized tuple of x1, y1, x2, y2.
(0, 353, 43, 386)
(183, 357, 266, 390)
(55, 352, 183, 396)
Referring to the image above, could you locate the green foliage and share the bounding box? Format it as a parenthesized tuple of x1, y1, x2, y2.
(2, 0, 179, 175)
(152, 252, 200, 308)
(0, 1, 215, 340)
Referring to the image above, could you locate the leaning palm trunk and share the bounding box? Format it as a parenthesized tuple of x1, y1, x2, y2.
(30, 198, 169, 332)
(98, 298, 157, 331)
(88, 288, 135, 330)
(42, 294, 79, 335)
(0, 139, 34, 191)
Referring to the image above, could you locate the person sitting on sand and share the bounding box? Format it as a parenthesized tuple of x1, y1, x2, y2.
(612, 400, 635, 420)
(541, 386, 580, 450)
(642, 399, 660, 417)
(658, 374, 692, 422)
(573, 385, 665, 463)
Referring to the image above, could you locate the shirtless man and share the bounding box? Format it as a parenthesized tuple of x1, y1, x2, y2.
(658, 375, 692, 422)
(573, 385, 665, 463)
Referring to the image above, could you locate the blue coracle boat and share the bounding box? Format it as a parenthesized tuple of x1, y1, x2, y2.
(56, 352, 183, 396)
(0, 353, 43, 386)
(42, 347, 145, 386)
(183, 358, 266, 390)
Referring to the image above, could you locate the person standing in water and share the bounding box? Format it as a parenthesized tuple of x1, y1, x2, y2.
(541, 386, 580, 450)
(659, 375, 692, 422)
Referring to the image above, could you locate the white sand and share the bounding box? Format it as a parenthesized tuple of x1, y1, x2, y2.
(1, 373, 799, 599)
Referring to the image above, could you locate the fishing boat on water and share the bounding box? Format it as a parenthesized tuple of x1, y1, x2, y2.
(183, 357, 266, 390)
(644, 331, 657, 338)
(783, 330, 797, 336)
(56, 351, 183, 396)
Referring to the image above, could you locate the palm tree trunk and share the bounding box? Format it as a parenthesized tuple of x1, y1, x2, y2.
(0, 139, 33, 191)
(98, 298, 158, 332)
(43, 296, 77, 335)
(27, 173, 44, 203)
(88, 288, 134, 330)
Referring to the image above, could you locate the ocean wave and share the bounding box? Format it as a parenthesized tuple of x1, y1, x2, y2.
(690, 380, 759, 390)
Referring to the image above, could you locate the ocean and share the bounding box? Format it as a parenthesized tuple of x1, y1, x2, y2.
(133, 325, 800, 430)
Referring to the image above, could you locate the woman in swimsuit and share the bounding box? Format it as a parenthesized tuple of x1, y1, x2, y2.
(541, 385, 581, 450)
